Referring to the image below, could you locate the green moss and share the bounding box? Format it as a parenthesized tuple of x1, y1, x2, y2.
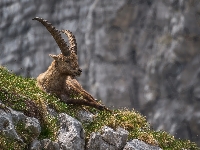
(15, 120, 34, 143)
(0, 66, 199, 150)
(0, 134, 26, 150)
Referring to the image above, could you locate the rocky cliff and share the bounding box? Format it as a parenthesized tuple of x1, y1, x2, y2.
(1, 0, 200, 146)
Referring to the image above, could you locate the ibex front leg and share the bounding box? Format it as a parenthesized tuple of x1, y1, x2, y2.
(60, 97, 110, 112)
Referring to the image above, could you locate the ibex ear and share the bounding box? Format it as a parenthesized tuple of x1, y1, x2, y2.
(49, 54, 58, 61)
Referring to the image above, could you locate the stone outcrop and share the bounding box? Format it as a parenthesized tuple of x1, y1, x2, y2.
(1, 0, 200, 146)
(0, 104, 163, 150)
(0, 102, 41, 149)
(87, 126, 129, 150)
(57, 113, 85, 150)
(123, 139, 162, 150)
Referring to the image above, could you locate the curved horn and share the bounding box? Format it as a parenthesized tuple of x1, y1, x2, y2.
(32, 17, 70, 56)
(61, 30, 77, 55)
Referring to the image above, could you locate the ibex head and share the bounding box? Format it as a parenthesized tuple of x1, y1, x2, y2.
(33, 17, 82, 77)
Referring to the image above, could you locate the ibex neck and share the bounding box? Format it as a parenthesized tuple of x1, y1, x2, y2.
(46, 61, 67, 81)
(37, 61, 67, 94)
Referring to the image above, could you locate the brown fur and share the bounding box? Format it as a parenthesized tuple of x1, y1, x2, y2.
(33, 17, 110, 111)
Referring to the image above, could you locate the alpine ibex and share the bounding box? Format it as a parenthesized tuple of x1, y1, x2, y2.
(33, 17, 110, 111)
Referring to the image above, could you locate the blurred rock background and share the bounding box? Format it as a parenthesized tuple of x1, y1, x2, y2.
(0, 0, 200, 146)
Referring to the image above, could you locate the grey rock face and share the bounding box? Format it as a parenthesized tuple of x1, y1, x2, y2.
(30, 139, 60, 150)
(87, 132, 116, 150)
(25, 117, 41, 140)
(87, 126, 129, 150)
(123, 139, 162, 150)
(101, 126, 129, 149)
(1, 0, 200, 146)
(40, 139, 60, 150)
(0, 109, 23, 142)
(30, 140, 42, 150)
(77, 109, 95, 123)
(57, 113, 85, 150)
(0, 104, 41, 144)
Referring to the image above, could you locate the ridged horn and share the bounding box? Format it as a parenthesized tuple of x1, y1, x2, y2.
(61, 30, 77, 55)
(32, 17, 70, 56)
